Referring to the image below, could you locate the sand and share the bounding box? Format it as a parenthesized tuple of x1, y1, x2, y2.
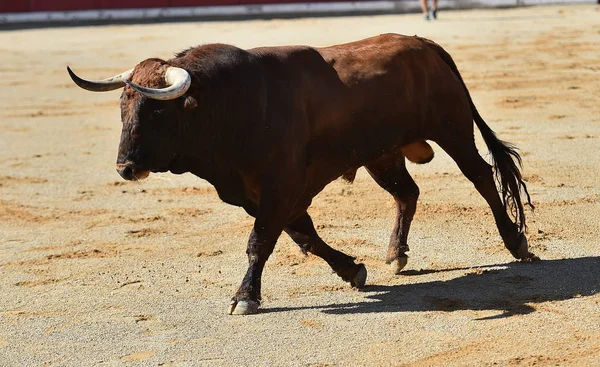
(1, 4, 599, 366)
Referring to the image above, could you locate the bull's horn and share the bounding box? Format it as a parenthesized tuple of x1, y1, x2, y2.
(66, 66, 132, 92)
(124, 67, 191, 101)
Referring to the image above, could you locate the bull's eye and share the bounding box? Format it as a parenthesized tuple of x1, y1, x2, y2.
(151, 109, 164, 119)
(147, 109, 164, 122)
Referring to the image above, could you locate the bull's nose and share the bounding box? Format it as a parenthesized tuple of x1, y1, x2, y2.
(117, 165, 134, 181)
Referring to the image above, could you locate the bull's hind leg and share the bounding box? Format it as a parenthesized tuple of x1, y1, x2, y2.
(434, 137, 533, 260)
(284, 213, 367, 288)
(365, 154, 420, 274)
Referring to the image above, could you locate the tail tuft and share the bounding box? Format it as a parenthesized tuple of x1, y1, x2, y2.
(478, 122, 534, 232)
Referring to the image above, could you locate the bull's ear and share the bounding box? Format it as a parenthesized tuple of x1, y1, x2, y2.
(184, 95, 198, 109)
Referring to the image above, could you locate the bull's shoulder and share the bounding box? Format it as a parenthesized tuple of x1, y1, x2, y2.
(246, 46, 334, 89)
(249, 45, 317, 57)
(248, 45, 326, 69)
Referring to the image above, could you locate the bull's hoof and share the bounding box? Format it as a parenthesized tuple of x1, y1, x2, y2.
(516, 234, 540, 262)
(350, 264, 367, 289)
(228, 298, 260, 315)
(390, 255, 408, 275)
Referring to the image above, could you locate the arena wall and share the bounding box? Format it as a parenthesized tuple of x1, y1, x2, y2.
(0, 0, 596, 23)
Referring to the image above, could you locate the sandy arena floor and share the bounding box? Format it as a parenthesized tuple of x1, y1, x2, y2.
(1, 4, 599, 366)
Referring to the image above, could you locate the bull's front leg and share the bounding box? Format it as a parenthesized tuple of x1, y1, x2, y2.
(228, 170, 306, 315)
(228, 225, 278, 315)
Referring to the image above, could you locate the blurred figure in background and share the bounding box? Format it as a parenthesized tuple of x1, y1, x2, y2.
(420, 0, 438, 20)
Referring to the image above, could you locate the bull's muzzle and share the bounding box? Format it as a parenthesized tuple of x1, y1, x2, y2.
(116, 164, 135, 181)
(116, 162, 149, 181)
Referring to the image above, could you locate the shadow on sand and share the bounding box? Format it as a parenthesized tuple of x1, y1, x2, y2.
(264, 256, 600, 319)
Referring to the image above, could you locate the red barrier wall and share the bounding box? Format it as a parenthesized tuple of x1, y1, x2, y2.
(28, 1, 102, 12)
(0, 2, 30, 12)
(102, 0, 170, 9)
(0, 0, 350, 13)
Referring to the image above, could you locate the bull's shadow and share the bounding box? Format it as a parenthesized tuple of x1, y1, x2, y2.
(266, 256, 600, 318)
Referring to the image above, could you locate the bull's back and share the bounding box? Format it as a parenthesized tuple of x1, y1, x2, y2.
(317, 33, 424, 83)
(316, 33, 439, 115)
(249, 34, 441, 128)
(307, 34, 445, 164)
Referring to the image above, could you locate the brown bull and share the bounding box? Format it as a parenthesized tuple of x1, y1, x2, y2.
(68, 33, 537, 315)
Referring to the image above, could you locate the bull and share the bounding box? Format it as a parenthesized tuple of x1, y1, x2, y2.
(67, 33, 537, 315)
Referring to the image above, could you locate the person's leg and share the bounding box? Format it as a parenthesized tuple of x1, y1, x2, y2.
(431, 0, 438, 19)
(420, 0, 430, 20)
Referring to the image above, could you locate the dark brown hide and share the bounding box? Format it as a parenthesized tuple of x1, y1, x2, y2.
(107, 34, 535, 314)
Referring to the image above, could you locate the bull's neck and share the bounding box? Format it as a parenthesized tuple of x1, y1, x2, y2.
(175, 103, 256, 183)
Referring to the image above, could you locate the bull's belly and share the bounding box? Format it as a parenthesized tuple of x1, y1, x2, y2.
(303, 156, 369, 198)
(303, 138, 432, 197)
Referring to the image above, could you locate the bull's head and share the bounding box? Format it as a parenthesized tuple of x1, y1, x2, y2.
(67, 60, 192, 181)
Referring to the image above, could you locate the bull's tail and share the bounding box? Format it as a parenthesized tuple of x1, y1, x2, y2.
(472, 105, 533, 233)
(422, 38, 533, 232)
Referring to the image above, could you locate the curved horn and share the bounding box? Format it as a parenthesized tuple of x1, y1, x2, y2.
(67, 66, 132, 92)
(124, 67, 191, 101)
